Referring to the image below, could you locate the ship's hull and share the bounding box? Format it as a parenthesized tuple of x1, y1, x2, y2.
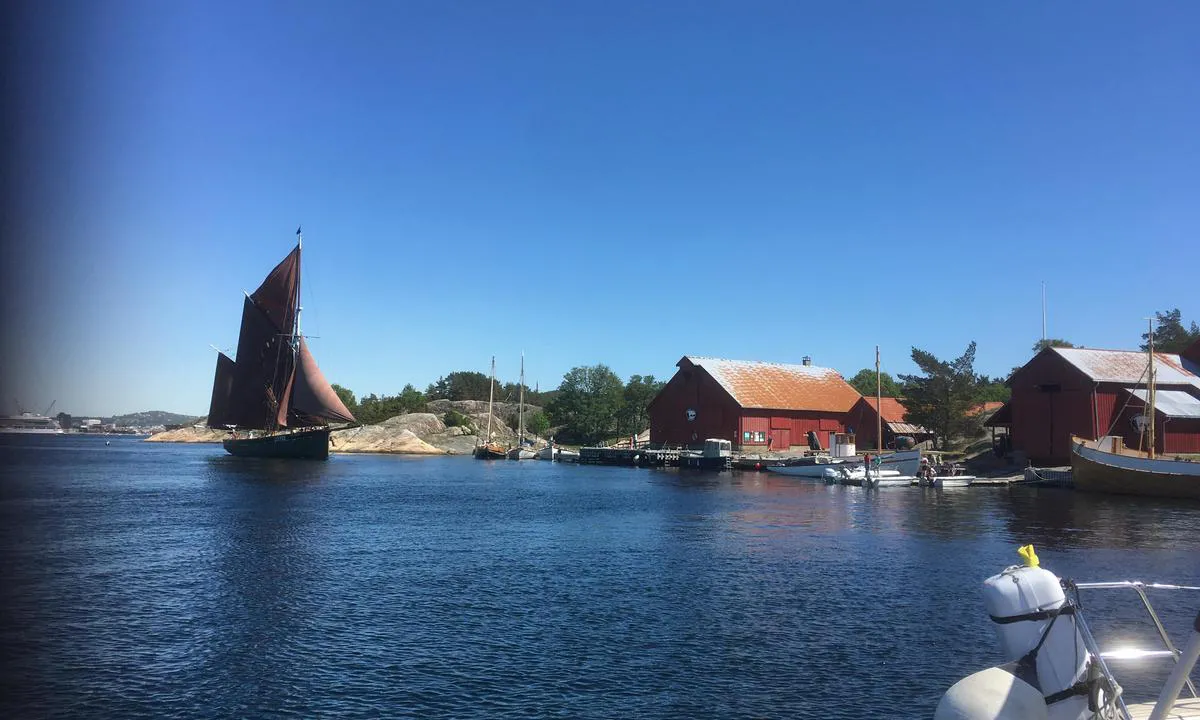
(1071, 436, 1200, 500)
(0, 427, 63, 434)
(223, 428, 331, 460)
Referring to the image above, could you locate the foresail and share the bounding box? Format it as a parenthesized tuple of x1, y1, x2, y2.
(206, 353, 237, 428)
(288, 336, 356, 424)
(250, 245, 301, 335)
(230, 296, 294, 430)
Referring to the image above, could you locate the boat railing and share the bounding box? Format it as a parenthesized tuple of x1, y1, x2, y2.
(1065, 579, 1200, 718)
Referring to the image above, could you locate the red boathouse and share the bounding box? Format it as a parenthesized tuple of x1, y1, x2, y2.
(995, 344, 1200, 465)
(647, 356, 862, 450)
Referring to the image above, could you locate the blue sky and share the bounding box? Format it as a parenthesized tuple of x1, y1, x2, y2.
(5, 1, 1199, 416)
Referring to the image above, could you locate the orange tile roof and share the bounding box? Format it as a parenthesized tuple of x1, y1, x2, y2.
(970, 401, 1005, 416)
(860, 396, 910, 423)
(684, 356, 861, 412)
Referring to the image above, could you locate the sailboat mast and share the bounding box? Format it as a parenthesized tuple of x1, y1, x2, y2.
(518, 352, 525, 442)
(875, 345, 883, 451)
(485, 356, 495, 442)
(1148, 318, 1156, 459)
(295, 227, 303, 344)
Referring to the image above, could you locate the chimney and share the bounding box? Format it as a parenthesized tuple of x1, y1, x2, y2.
(802, 356, 812, 366)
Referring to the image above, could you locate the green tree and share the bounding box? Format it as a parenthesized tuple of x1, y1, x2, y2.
(1032, 338, 1075, 354)
(545, 364, 625, 444)
(331, 384, 357, 412)
(425, 371, 493, 401)
(397, 384, 426, 413)
(898, 342, 983, 449)
(975, 375, 1011, 403)
(847, 369, 901, 398)
(526, 411, 550, 437)
(616, 374, 665, 436)
(1140, 309, 1200, 353)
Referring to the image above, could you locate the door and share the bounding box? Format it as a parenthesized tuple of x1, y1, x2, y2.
(772, 428, 790, 450)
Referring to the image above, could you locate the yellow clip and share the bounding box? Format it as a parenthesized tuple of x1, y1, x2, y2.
(1018, 544, 1039, 568)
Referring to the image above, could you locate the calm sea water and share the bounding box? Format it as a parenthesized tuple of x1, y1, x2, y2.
(1, 435, 1198, 719)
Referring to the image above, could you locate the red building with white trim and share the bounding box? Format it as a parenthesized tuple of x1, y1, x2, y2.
(647, 356, 861, 450)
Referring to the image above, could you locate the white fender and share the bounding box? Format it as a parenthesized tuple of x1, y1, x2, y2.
(935, 667, 1049, 720)
(982, 565, 1091, 720)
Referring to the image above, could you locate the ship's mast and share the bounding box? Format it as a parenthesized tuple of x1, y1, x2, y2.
(518, 352, 525, 444)
(1148, 317, 1156, 459)
(295, 226, 303, 348)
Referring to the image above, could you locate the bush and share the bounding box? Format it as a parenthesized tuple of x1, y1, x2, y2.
(443, 410, 472, 430)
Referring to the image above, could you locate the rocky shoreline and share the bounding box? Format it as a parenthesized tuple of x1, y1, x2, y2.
(144, 401, 542, 455)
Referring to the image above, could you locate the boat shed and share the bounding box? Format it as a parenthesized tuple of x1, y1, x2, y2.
(844, 397, 933, 450)
(998, 346, 1200, 464)
(647, 356, 862, 451)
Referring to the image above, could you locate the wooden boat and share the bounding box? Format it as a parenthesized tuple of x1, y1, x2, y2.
(474, 356, 508, 460)
(1071, 435, 1200, 500)
(207, 229, 355, 460)
(474, 442, 508, 460)
(1069, 326, 1200, 500)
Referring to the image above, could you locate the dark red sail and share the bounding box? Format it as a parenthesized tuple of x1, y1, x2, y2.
(229, 296, 294, 429)
(288, 336, 356, 425)
(205, 353, 237, 428)
(249, 245, 300, 336)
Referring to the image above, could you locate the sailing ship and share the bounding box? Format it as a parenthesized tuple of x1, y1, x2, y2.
(507, 353, 536, 460)
(473, 356, 507, 460)
(1070, 322, 1200, 499)
(205, 230, 356, 460)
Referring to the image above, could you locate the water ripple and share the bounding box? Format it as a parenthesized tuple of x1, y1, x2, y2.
(2, 435, 1198, 719)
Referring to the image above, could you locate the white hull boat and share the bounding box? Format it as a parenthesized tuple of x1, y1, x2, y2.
(936, 545, 1200, 720)
(535, 446, 579, 462)
(874, 449, 922, 476)
(824, 467, 904, 486)
(933, 476, 975, 488)
(766, 455, 848, 477)
(872, 476, 916, 488)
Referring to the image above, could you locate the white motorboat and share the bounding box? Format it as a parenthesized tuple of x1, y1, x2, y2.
(535, 445, 579, 463)
(872, 476, 917, 488)
(828, 467, 904, 486)
(766, 455, 849, 477)
(936, 546, 1200, 720)
(874, 448, 922, 476)
(933, 476, 976, 488)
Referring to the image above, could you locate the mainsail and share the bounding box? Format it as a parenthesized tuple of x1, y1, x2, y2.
(207, 242, 355, 431)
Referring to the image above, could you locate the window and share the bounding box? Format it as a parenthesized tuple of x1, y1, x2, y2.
(742, 431, 752, 442)
(755, 431, 766, 442)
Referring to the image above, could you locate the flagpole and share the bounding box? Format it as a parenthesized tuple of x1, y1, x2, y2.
(876, 345, 883, 452)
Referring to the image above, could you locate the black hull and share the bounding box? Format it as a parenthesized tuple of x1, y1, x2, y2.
(223, 428, 331, 460)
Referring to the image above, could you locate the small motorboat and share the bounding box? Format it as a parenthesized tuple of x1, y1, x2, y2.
(932, 476, 975, 488)
(935, 545, 1200, 720)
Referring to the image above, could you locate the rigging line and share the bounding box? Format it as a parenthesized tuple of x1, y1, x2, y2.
(1100, 362, 1150, 440)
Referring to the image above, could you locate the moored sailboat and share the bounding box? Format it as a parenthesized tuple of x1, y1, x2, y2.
(474, 356, 507, 460)
(507, 352, 536, 460)
(206, 229, 356, 460)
